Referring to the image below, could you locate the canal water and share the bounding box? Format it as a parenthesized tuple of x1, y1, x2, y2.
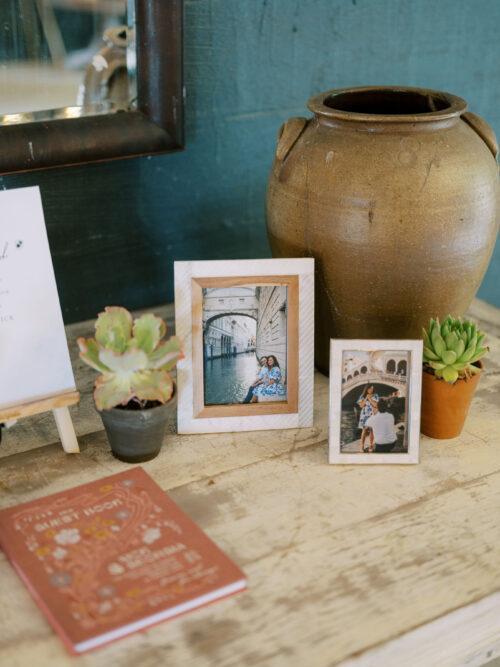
(340, 401, 408, 453)
(204, 351, 261, 405)
(340, 409, 360, 449)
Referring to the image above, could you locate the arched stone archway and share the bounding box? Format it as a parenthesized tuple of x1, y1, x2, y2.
(202, 288, 258, 326)
(397, 359, 407, 375)
(354, 370, 359, 376)
(342, 372, 407, 399)
(204, 312, 256, 359)
(386, 359, 396, 373)
(361, 366, 367, 374)
(204, 312, 257, 332)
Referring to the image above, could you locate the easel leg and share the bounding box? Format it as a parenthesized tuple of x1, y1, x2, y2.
(52, 407, 80, 453)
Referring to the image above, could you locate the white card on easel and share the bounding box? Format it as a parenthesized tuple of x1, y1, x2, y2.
(0, 186, 76, 410)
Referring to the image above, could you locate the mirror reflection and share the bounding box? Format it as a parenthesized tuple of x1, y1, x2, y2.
(0, 0, 136, 124)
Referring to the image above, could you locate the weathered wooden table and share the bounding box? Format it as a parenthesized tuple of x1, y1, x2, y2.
(1, 300, 499, 667)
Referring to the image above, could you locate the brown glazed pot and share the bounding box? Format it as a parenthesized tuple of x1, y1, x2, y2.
(266, 86, 500, 374)
(420, 363, 483, 439)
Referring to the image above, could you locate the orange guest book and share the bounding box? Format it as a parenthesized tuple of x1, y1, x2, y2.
(0, 467, 246, 654)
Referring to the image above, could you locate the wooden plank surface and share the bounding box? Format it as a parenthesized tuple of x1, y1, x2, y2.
(0, 299, 499, 667)
(0, 391, 80, 422)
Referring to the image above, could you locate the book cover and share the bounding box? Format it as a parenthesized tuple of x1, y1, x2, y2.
(0, 467, 246, 654)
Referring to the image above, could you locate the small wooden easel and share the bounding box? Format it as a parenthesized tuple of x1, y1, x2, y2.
(0, 390, 80, 453)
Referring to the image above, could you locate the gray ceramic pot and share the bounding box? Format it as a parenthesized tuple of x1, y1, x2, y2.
(99, 395, 174, 463)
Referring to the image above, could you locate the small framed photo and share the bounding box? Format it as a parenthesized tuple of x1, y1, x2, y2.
(174, 258, 314, 434)
(329, 339, 423, 464)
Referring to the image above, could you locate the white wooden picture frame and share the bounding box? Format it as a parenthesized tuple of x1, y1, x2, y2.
(174, 258, 314, 434)
(329, 339, 423, 464)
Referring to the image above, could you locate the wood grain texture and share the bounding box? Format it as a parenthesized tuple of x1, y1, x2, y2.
(175, 259, 314, 433)
(0, 299, 499, 666)
(0, 391, 80, 422)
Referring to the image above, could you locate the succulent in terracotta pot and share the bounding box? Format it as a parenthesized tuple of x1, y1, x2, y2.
(421, 316, 488, 439)
(77, 307, 183, 462)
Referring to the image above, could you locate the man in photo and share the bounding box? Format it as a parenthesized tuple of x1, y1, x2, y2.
(364, 398, 397, 453)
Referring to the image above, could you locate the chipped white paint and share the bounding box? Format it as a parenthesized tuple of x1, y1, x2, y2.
(175, 258, 315, 434)
(0, 299, 498, 666)
(329, 339, 422, 465)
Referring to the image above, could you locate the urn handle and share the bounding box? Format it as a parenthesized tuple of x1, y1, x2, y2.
(275, 117, 308, 162)
(462, 111, 499, 160)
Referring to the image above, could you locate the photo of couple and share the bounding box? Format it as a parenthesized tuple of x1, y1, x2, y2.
(202, 284, 288, 406)
(241, 355, 286, 403)
(340, 350, 409, 454)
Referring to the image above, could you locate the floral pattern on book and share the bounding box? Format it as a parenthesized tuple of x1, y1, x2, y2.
(10, 476, 220, 630)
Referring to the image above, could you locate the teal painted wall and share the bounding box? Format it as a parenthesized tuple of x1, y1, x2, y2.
(2, 0, 499, 321)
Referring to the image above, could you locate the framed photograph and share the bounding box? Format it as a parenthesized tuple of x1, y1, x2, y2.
(329, 339, 423, 464)
(174, 258, 314, 434)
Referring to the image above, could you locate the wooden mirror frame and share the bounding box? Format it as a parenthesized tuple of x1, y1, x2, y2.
(0, 0, 184, 175)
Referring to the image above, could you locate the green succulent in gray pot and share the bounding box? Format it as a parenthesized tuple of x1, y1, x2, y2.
(77, 307, 183, 462)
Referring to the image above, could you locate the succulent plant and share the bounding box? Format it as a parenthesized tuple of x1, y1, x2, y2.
(422, 316, 488, 383)
(77, 307, 183, 410)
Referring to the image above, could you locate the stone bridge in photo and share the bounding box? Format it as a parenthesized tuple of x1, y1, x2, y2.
(202, 288, 258, 330)
(202, 285, 288, 374)
(342, 372, 407, 398)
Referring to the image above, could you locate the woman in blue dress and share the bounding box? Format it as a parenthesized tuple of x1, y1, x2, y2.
(357, 384, 379, 452)
(251, 356, 286, 401)
(242, 357, 269, 403)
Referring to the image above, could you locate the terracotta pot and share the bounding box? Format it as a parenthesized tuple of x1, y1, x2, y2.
(266, 86, 500, 374)
(420, 363, 482, 439)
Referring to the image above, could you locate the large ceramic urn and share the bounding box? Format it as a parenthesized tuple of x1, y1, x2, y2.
(266, 86, 500, 374)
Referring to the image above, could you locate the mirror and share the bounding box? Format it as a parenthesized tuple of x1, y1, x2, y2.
(0, 1, 137, 124)
(0, 0, 183, 173)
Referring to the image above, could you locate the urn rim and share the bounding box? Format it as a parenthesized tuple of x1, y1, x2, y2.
(308, 86, 467, 124)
